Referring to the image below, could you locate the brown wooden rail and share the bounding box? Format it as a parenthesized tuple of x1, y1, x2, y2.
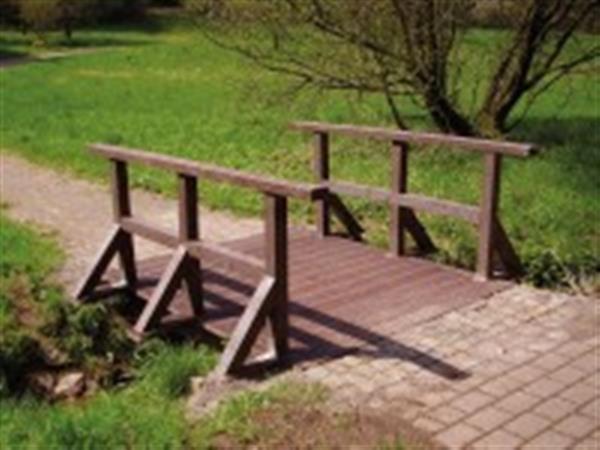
(75, 124, 536, 377)
(290, 121, 537, 280)
(76, 144, 326, 376)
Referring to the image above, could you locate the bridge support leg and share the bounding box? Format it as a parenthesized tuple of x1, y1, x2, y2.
(132, 246, 201, 336)
(214, 193, 290, 377)
(74, 226, 137, 300)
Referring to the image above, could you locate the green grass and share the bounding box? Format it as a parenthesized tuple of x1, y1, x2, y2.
(1, 19, 598, 288)
(0, 214, 216, 448)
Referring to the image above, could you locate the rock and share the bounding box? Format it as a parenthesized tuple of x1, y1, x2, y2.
(190, 376, 205, 395)
(54, 372, 85, 398)
(27, 371, 56, 396)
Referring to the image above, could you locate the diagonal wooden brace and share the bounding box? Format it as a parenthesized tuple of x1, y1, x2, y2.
(493, 218, 524, 278)
(74, 226, 137, 301)
(133, 245, 202, 335)
(213, 276, 277, 377)
(329, 193, 365, 241)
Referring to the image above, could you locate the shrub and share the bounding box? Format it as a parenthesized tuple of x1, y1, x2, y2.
(10, 0, 149, 43)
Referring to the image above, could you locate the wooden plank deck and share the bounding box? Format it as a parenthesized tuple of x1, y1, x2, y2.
(121, 230, 511, 367)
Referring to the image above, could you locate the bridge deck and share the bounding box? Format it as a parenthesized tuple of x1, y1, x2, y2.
(124, 230, 510, 366)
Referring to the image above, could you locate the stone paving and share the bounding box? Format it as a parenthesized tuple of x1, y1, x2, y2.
(297, 286, 599, 449)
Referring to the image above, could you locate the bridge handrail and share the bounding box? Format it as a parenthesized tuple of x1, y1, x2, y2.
(290, 121, 537, 279)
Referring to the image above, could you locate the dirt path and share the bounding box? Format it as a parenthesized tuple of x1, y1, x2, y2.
(0, 152, 261, 291)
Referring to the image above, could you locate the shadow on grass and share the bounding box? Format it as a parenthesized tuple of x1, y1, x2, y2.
(512, 116, 600, 152)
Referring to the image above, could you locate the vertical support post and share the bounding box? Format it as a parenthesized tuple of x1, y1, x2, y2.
(111, 159, 131, 219)
(390, 141, 409, 256)
(110, 159, 137, 287)
(313, 132, 330, 237)
(477, 153, 502, 280)
(178, 174, 203, 315)
(264, 193, 289, 359)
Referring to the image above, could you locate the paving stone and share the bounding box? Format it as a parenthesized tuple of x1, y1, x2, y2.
(522, 430, 574, 449)
(553, 414, 598, 439)
(550, 365, 587, 385)
(507, 365, 546, 384)
(533, 353, 569, 371)
(580, 397, 599, 419)
(471, 429, 522, 448)
(464, 406, 512, 432)
(524, 377, 567, 398)
(413, 416, 446, 434)
(479, 377, 521, 397)
(504, 412, 552, 439)
(435, 423, 481, 449)
(429, 405, 466, 426)
(450, 390, 495, 414)
(496, 391, 540, 414)
(534, 396, 578, 421)
(571, 439, 600, 450)
(560, 384, 597, 406)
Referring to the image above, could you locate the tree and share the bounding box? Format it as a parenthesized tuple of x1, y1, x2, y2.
(185, 0, 599, 136)
(12, 0, 148, 43)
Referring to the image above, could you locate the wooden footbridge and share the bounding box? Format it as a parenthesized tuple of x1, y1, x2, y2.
(75, 122, 536, 377)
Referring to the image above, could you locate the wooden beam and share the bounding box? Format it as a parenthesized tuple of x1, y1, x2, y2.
(404, 209, 436, 254)
(133, 246, 190, 334)
(120, 217, 179, 247)
(74, 226, 124, 300)
(493, 217, 524, 278)
(264, 194, 289, 359)
(214, 276, 276, 377)
(111, 160, 132, 219)
(110, 160, 137, 287)
(290, 121, 537, 157)
(178, 174, 202, 316)
(91, 144, 328, 201)
(329, 194, 364, 241)
(393, 193, 480, 224)
(313, 132, 330, 237)
(390, 141, 409, 255)
(324, 181, 480, 224)
(476, 153, 502, 280)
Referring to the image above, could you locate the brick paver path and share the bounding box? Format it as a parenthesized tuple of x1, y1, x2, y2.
(298, 287, 599, 448)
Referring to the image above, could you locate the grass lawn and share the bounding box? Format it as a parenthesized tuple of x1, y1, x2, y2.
(1, 17, 598, 289)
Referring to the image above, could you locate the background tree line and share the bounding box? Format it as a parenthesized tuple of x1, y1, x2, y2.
(0, 0, 180, 42)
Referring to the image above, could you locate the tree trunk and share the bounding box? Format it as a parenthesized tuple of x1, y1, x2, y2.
(64, 22, 73, 41)
(423, 90, 478, 136)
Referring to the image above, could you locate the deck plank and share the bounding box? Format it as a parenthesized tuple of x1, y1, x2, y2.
(113, 230, 510, 365)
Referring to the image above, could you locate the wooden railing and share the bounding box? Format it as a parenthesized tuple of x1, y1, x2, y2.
(290, 121, 538, 280)
(75, 123, 536, 376)
(75, 143, 326, 376)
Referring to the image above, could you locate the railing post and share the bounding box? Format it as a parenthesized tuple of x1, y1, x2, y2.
(178, 174, 203, 315)
(390, 141, 409, 256)
(477, 153, 502, 280)
(264, 193, 289, 358)
(110, 159, 137, 287)
(313, 132, 330, 237)
(111, 159, 132, 220)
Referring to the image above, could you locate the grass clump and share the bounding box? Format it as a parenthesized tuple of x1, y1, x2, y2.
(0, 213, 217, 449)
